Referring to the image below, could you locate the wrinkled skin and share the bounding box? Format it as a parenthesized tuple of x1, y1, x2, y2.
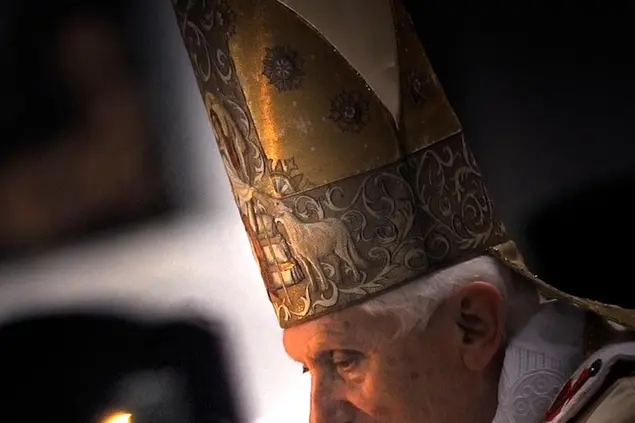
(283, 282, 505, 423)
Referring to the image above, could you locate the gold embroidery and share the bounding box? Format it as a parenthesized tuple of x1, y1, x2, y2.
(172, 0, 635, 329)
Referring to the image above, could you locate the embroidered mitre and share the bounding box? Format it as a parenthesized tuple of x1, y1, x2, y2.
(171, 0, 635, 329)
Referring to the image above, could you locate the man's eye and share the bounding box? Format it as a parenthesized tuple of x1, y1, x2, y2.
(331, 351, 363, 373)
(334, 359, 356, 371)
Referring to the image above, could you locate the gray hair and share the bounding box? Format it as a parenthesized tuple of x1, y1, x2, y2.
(359, 255, 539, 340)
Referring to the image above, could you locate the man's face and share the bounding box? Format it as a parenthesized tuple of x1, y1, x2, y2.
(283, 283, 504, 423)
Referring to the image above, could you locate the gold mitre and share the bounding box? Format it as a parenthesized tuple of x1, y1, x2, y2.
(172, 0, 635, 329)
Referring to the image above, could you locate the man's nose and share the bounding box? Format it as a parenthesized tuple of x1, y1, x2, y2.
(309, 374, 357, 423)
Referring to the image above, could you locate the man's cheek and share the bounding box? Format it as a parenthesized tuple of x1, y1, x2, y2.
(352, 378, 396, 420)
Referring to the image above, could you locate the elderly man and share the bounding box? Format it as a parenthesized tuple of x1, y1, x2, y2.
(171, 0, 635, 422)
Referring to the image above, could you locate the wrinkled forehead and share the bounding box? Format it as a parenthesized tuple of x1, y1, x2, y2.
(283, 307, 398, 358)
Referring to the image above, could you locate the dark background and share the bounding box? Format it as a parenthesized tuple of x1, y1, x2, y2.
(407, 0, 635, 307)
(0, 313, 242, 422)
(0, 0, 634, 422)
(0, 0, 175, 261)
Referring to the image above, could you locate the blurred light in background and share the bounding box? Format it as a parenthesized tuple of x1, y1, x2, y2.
(0, 0, 308, 422)
(254, 373, 311, 423)
(103, 412, 132, 423)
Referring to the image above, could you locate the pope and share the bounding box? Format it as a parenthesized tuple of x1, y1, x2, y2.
(171, 0, 635, 422)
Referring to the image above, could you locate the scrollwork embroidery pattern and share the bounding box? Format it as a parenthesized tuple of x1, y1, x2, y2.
(267, 134, 505, 324)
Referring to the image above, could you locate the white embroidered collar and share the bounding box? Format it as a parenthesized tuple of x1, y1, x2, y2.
(492, 301, 586, 423)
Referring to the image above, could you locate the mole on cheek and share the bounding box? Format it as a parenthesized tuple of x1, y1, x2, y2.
(409, 371, 420, 380)
(343, 320, 351, 329)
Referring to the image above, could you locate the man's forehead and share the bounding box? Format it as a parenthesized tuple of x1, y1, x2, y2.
(294, 307, 373, 334)
(286, 313, 357, 343)
(283, 308, 395, 359)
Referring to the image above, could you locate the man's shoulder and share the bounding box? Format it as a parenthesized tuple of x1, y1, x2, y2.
(545, 341, 635, 423)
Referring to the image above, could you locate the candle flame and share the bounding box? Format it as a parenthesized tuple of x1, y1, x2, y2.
(103, 412, 132, 423)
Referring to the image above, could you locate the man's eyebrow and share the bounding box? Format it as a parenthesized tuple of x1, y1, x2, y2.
(300, 350, 335, 374)
(288, 346, 338, 374)
(287, 330, 356, 374)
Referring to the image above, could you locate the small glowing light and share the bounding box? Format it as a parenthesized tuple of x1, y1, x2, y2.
(102, 412, 132, 423)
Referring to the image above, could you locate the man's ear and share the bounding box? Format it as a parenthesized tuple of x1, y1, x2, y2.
(452, 281, 504, 371)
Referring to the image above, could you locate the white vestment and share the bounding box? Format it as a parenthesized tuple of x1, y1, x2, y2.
(492, 301, 585, 423)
